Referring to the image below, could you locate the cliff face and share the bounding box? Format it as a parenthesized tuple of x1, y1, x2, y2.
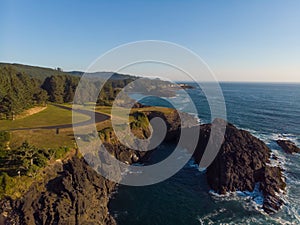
(0, 157, 117, 225)
(192, 120, 286, 214)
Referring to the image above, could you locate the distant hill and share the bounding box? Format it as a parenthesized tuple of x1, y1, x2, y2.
(0, 63, 68, 82)
(0, 63, 137, 82)
(68, 71, 138, 80)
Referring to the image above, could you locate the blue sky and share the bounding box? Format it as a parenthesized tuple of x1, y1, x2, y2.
(1, 0, 299, 82)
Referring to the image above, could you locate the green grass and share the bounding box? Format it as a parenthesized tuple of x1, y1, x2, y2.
(10, 129, 76, 149)
(0, 103, 175, 149)
(0, 104, 90, 131)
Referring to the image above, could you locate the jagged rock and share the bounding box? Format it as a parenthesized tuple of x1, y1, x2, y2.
(1, 157, 117, 225)
(260, 166, 286, 214)
(0, 197, 22, 225)
(276, 139, 300, 154)
(191, 119, 286, 214)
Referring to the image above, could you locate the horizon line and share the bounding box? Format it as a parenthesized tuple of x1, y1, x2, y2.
(1, 61, 300, 84)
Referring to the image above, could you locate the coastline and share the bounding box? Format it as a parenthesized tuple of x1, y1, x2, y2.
(1, 106, 298, 224)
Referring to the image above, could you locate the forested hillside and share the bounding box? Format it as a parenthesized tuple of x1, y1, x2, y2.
(0, 63, 175, 118)
(0, 66, 48, 118)
(0, 63, 136, 82)
(0, 64, 137, 117)
(0, 63, 69, 82)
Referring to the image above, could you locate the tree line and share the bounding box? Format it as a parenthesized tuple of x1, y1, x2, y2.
(0, 64, 174, 118)
(0, 66, 48, 118)
(0, 65, 135, 118)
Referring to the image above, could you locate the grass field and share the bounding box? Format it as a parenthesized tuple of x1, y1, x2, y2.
(10, 120, 113, 149)
(0, 104, 90, 131)
(1, 103, 175, 149)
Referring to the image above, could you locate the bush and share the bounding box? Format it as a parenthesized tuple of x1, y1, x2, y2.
(54, 147, 69, 159)
(0, 172, 13, 196)
(0, 131, 10, 149)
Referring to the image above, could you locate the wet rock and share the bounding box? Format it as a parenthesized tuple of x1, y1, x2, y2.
(276, 139, 300, 154)
(191, 119, 286, 214)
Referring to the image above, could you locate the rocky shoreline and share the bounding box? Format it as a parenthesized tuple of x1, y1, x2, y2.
(0, 109, 291, 224)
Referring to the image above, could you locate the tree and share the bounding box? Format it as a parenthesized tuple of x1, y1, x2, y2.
(0, 66, 43, 116)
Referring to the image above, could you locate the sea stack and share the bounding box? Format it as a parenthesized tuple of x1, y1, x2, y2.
(193, 119, 286, 214)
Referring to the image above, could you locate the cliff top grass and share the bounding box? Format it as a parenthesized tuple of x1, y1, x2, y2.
(0, 104, 90, 131)
(2, 103, 176, 149)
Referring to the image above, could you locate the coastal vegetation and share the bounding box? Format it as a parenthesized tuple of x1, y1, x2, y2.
(0, 131, 71, 199)
(0, 66, 47, 118)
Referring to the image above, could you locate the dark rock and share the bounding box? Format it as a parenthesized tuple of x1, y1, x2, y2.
(276, 139, 300, 154)
(190, 119, 286, 214)
(0, 197, 22, 225)
(1, 157, 117, 225)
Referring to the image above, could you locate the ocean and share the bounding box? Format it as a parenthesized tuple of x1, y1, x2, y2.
(109, 83, 300, 225)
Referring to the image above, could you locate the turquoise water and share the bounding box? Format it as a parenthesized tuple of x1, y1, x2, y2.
(109, 83, 300, 225)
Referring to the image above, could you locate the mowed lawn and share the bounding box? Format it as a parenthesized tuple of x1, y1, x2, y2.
(0, 104, 90, 131)
(1, 104, 175, 149)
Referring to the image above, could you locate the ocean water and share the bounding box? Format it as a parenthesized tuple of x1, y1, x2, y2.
(109, 83, 300, 225)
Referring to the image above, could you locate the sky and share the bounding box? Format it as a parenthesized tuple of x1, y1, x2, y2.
(0, 0, 300, 82)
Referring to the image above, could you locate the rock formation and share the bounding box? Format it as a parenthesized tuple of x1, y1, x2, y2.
(0, 157, 117, 225)
(276, 139, 300, 154)
(141, 112, 286, 214)
(192, 119, 286, 214)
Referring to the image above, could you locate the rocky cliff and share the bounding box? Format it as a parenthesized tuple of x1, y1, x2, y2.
(193, 120, 286, 214)
(0, 157, 117, 225)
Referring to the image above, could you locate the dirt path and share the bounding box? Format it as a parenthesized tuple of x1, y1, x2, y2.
(15, 106, 47, 119)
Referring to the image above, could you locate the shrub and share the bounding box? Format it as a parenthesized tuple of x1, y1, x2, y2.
(0, 131, 10, 149)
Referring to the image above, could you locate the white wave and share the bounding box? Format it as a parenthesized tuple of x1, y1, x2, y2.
(120, 167, 143, 177)
(270, 133, 300, 146)
(120, 167, 130, 176)
(186, 159, 206, 173)
(209, 183, 265, 213)
(238, 128, 299, 148)
(186, 112, 201, 122)
(197, 208, 227, 225)
(267, 149, 287, 168)
(128, 170, 143, 174)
